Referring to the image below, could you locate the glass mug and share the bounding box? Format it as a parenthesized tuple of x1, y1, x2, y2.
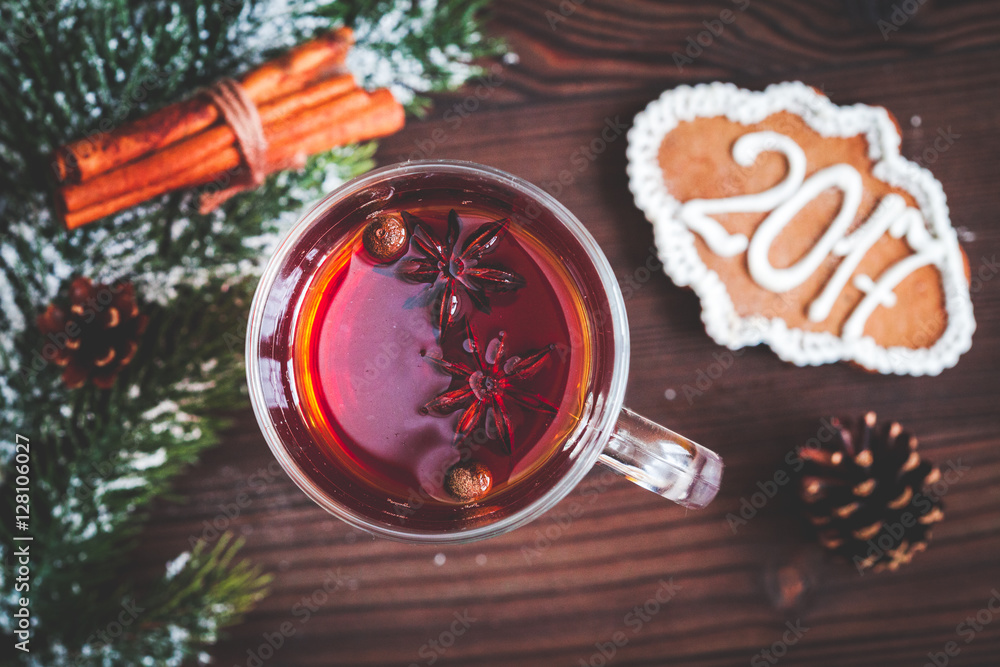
(246, 160, 723, 543)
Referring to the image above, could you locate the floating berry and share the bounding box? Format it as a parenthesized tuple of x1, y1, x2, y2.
(362, 214, 408, 262)
(444, 460, 493, 502)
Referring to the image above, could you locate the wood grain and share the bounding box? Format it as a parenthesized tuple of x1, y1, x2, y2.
(132, 2, 1000, 665)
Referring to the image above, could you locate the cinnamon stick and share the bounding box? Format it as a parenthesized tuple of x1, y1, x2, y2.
(60, 75, 360, 213)
(62, 89, 404, 230)
(62, 147, 238, 231)
(54, 27, 354, 184)
(271, 89, 405, 165)
(262, 74, 358, 124)
(241, 26, 354, 100)
(53, 97, 217, 185)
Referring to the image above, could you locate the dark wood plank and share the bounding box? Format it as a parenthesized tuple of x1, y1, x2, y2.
(132, 2, 1000, 665)
(491, 0, 1000, 101)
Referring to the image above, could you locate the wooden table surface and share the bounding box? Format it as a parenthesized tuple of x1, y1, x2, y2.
(136, 2, 1000, 665)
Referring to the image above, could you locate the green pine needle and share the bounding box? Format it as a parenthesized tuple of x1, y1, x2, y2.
(0, 1, 501, 665)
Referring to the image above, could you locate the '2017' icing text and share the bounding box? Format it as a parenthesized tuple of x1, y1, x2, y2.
(677, 130, 948, 339)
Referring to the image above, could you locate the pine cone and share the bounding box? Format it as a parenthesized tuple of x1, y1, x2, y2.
(796, 412, 943, 573)
(36, 277, 148, 389)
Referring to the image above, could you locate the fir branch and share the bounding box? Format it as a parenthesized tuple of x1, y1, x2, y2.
(113, 534, 272, 667)
(312, 0, 503, 113)
(0, 279, 255, 654)
(26, 534, 271, 667)
(0, 0, 501, 664)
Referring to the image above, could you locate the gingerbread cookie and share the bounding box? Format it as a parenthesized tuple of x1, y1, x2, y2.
(627, 81, 975, 376)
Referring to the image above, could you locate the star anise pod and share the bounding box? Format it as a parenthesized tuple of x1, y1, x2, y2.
(420, 322, 557, 455)
(397, 209, 525, 335)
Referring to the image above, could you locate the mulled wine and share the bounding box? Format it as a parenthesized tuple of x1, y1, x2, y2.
(251, 165, 618, 533)
(295, 196, 596, 506)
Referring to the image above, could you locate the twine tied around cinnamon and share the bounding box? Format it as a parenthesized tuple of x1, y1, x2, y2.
(197, 77, 304, 213)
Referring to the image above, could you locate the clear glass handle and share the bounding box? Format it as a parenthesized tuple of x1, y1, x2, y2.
(598, 407, 723, 509)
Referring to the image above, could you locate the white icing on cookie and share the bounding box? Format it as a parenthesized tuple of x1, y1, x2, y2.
(681, 131, 951, 342)
(678, 132, 806, 256)
(626, 81, 975, 376)
(808, 193, 907, 323)
(746, 161, 862, 293)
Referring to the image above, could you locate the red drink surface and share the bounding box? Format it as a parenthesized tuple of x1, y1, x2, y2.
(253, 167, 619, 532)
(293, 198, 591, 508)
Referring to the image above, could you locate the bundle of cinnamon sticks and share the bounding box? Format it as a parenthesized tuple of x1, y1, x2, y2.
(54, 28, 405, 230)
